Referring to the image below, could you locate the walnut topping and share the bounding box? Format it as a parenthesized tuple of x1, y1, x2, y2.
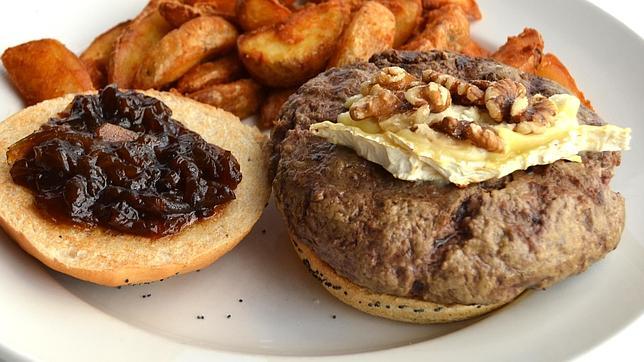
(484, 79, 527, 122)
(375, 66, 419, 91)
(349, 84, 403, 120)
(511, 95, 558, 134)
(431, 117, 504, 152)
(422, 70, 485, 106)
(404, 82, 452, 112)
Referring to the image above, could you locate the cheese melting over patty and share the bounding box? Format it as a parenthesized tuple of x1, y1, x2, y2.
(310, 94, 631, 186)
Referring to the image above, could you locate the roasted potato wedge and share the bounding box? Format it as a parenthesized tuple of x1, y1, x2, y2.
(158, 0, 233, 27)
(460, 39, 488, 57)
(401, 4, 469, 52)
(108, 5, 173, 88)
(377, 0, 423, 48)
(237, 0, 292, 32)
(176, 54, 244, 93)
(537, 53, 592, 109)
(134, 16, 238, 89)
(328, 1, 395, 68)
(237, 1, 350, 87)
(423, 0, 481, 21)
(1, 39, 94, 105)
(187, 79, 264, 119)
(80, 20, 131, 88)
(184, 0, 236, 19)
(258, 88, 295, 129)
(491, 28, 544, 73)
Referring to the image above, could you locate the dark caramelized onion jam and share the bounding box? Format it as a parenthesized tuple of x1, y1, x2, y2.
(7, 85, 242, 237)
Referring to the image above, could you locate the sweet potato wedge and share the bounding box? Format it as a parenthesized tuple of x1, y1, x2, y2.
(491, 28, 544, 74)
(237, 1, 350, 87)
(258, 88, 295, 129)
(377, 0, 423, 48)
(236, 0, 292, 32)
(328, 1, 396, 68)
(401, 4, 469, 52)
(134, 16, 238, 90)
(1, 39, 94, 105)
(80, 20, 131, 88)
(537, 53, 592, 109)
(176, 54, 244, 93)
(108, 3, 173, 88)
(423, 0, 481, 21)
(187, 79, 264, 119)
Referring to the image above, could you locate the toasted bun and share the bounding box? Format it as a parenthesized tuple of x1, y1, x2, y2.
(291, 237, 508, 323)
(0, 91, 270, 286)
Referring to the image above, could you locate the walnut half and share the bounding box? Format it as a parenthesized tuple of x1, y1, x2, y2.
(484, 79, 527, 122)
(430, 117, 504, 152)
(512, 94, 558, 135)
(404, 82, 451, 112)
(349, 84, 403, 120)
(422, 70, 486, 106)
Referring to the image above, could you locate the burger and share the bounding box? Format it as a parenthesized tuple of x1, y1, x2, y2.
(271, 50, 631, 323)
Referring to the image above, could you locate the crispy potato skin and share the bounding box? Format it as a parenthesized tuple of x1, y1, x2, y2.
(184, 0, 236, 19)
(460, 39, 488, 57)
(134, 16, 238, 89)
(159, 1, 234, 28)
(176, 54, 244, 93)
(237, 0, 292, 32)
(237, 1, 350, 87)
(80, 20, 131, 88)
(187, 79, 264, 119)
(401, 4, 469, 52)
(377, 0, 422, 48)
(258, 88, 295, 129)
(537, 53, 592, 109)
(423, 0, 481, 21)
(108, 7, 173, 88)
(328, 1, 395, 68)
(1, 39, 94, 105)
(491, 28, 544, 73)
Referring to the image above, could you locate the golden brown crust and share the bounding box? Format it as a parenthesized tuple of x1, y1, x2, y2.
(0, 91, 271, 286)
(291, 236, 508, 323)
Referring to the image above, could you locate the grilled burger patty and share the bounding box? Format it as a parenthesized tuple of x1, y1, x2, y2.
(271, 50, 625, 306)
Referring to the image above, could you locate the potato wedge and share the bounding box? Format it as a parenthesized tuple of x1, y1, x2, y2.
(158, 0, 233, 27)
(258, 88, 295, 129)
(187, 79, 264, 119)
(328, 1, 395, 68)
(108, 4, 173, 88)
(423, 0, 481, 21)
(377, 0, 423, 48)
(176, 54, 244, 93)
(134, 16, 238, 90)
(491, 28, 544, 73)
(80, 20, 131, 88)
(1, 39, 94, 105)
(537, 53, 592, 109)
(237, 1, 350, 87)
(460, 39, 488, 57)
(184, 0, 236, 18)
(401, 4, 469, 52)
(237, 0, 292, 32)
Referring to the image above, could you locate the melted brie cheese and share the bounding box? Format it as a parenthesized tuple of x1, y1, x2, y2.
(310, 94, 631, 185)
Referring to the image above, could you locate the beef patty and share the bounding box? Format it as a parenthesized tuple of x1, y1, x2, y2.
(271, 50, 625, 306)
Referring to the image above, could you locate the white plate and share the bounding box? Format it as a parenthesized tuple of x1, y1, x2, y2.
(0, 1, 643, 361)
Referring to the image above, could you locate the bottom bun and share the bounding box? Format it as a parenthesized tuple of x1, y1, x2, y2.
(0, 91, 270, 286)
(291, 237, 509, 323)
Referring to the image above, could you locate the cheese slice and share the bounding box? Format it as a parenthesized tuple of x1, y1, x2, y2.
(310, 94, 631, 185)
